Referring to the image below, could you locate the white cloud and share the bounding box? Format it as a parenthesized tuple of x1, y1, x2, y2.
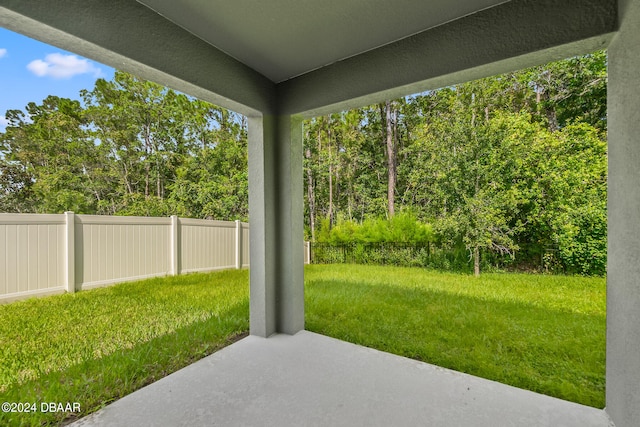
(27, 53, 102, 79)
(0, 48, 7, 58)
(0, 116, 9, 130)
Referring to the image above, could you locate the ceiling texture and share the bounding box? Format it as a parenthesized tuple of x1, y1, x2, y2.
(0, 0, 618, 116)
(136, 0, 510, 83)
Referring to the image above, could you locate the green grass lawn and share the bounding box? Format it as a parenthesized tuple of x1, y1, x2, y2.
(1, 265, 605, 425)
(0, 270, 250, 426)
(305, 264, 606, 408)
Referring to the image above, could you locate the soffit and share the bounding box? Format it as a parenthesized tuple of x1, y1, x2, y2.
(136, 0, 509, 83)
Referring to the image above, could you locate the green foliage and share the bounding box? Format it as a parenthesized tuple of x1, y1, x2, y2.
(0, 160, 36, 212)
(553, 204, 607, 276)
(0, 52, 608, 274)
(304, 51, 607, 275)
(316, 212, 434, 244)
(0, 71, 248, 220)
(0, 96, 99, 214)
(513, 121, 607, 275)
(114, 193, 174, 217)
(526, 50, 607, 132)
(170, 140, 248, 221)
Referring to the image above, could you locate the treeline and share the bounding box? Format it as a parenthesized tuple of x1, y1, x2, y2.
(0, 51, 607, 275)
(305, 51, 607, 275)
(0, 71, 249, 220)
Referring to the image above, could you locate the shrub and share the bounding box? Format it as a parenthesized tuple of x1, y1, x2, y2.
(317, 212, 435, 245)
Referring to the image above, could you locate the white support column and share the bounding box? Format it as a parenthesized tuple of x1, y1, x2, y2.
(248, 114, 304, 337)
(606, 0, 640, 425)
(170, 215, 179, 276)
(235, 220, 242, 269)
(64, 211, 76, 293)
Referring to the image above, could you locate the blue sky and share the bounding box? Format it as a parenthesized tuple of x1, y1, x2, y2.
(0, 27, 115, 131)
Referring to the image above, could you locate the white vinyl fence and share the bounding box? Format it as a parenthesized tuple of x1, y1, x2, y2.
(0, 212, 309, 303)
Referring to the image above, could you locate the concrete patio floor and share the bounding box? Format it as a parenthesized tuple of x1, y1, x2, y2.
(71, 331, 612, 427)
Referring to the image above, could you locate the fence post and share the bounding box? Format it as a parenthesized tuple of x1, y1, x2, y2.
(235, 220, 242, 269)
(171, 215, 179, 275)
(64, 211, 76, 293)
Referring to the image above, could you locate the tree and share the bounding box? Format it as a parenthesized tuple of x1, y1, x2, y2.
(0, 96, 99, 213)
(525, 51, 607, 133)
(1, 71, 250, 219)
(0, 160, 36, 212)
(82, 72, 192, 212)
(383, 100, 397, 217)
(0, 53, 608, 275)
(516, 121, 607, 274)
(169, 121, 248, 221)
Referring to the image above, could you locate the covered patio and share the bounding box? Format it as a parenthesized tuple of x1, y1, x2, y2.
(1, 0, 638, 425)
(71, 331, 610, 426)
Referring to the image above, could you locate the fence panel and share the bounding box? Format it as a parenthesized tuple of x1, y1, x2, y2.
(180, 218, 237, 273)
(75, 215, 172, 289)
(303, 241, 311, 264)
(1, 213, 309, 303)
(0, 214, 66, 302)
(241, 222, 250, 268)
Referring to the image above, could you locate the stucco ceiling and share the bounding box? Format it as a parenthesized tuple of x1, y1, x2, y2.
(0, 0, 617, 116)
(136, 0, 510, 83)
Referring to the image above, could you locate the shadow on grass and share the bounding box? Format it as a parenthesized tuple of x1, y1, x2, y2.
(305, 278, 605, 408)
(1, 301, 249, 427)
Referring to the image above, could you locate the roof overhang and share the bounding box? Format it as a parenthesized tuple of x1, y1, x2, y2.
(0, 0, 617, 117)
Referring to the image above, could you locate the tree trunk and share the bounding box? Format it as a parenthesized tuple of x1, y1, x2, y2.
(545, 106, 559, 132)
(537, 81, 559, 132)
(305, 146, 316, 241)
(474, 246, 480, 277)
(144, 128, 151, 198)
(144, 163, 150, 197)
(327, 117, 335, 228)
(385, 100, 396, 217)
(156, 158, 162, 198)
(122, 161, 134, 194)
